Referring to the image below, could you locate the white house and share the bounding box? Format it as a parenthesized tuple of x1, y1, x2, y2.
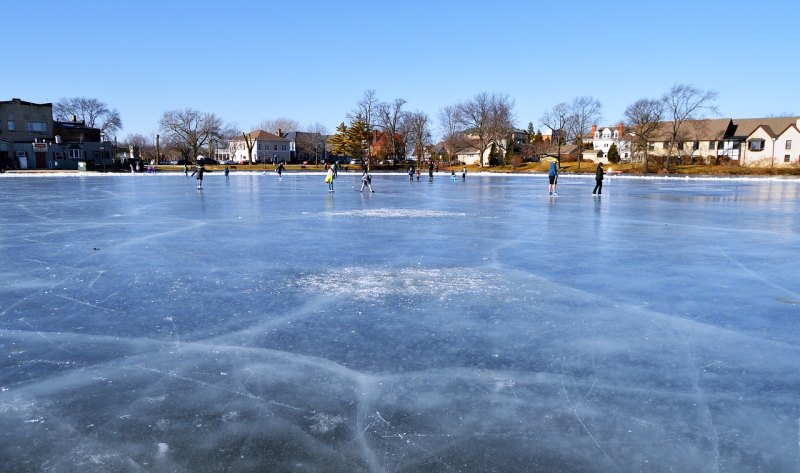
(744, 119, 800, 166)
(584, 123, 631, 163)
(228, 130, 291, 164)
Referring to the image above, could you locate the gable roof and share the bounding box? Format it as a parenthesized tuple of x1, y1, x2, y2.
(729, 117, 800, 139)
(236, 129, 289, 142)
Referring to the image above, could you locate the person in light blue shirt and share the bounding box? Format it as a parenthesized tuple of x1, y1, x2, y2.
(548, 161, 558, 195)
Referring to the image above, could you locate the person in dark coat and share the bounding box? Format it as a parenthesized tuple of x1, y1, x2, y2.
(593, 162, 605, 195)
(191, 164, 205, 189)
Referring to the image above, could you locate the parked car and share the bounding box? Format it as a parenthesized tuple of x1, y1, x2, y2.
(197, 157, 219, 165)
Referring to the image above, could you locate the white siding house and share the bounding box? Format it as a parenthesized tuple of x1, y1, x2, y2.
(228, 130, 291, 164)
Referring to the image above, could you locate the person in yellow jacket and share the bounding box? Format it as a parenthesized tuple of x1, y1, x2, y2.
(325, 167, 335, 192)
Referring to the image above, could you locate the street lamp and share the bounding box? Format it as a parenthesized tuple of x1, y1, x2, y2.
(771, 137, 777, 168)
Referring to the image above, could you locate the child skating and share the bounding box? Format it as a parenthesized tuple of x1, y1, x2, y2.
(360, 170, 375, 192)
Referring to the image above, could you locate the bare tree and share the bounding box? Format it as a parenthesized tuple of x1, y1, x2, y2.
(242, 132, 256, 164)
(567, 96, 602, 170)
(624, 98, 664, 173)
(295, 122, 329, 166)
(377, 98, 407, 161)
(438, 104, 463, 161)
(350, 90, 379, 134)
(256, 118, 300, 136)
(403, 111, 432, 167)
(662, 84, 718, 172)
(309, 122, 329, 166)
(159, 109, 230, 162)
(54, 97, 122, 136)
(540, 102, 571, 166)
(455, 92, 514, 167)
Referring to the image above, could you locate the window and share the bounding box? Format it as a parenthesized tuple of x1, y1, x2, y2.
(281, 144, 287, 151)
(785, 155, 791, 163)
(7, 120, 15, 131)
(748, 139, 765, 151)
(693, 141, 699, 150)
(709, 141, 716, 150)
(787, 140, 792, 150)
(273, 145, 278, 150)
(27, 121, 47, 132)
(648, 143, 655, 151)
(68, 148, 82, 159)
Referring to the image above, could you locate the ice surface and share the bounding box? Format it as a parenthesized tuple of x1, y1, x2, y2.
(1, 172, 800, 472)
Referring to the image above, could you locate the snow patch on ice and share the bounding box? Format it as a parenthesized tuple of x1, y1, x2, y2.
(307, 412, 344, 435)
(323, 208, 466, 218)
(292, 266, 508, 301)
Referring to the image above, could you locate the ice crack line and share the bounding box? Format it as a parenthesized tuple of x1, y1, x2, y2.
(561, 375, 622, 473)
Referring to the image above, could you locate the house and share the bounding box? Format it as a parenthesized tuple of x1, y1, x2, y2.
(0, 98, 111, 170)
(455, 148, 481, 165)
(744, 119, 800, 166)
(543, 144, 579, 162)
(228, 130, 291, 164)
(584, 123, 632, 163)
(638, 117, 800, 165)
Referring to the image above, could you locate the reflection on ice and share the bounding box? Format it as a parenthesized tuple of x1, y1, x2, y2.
(1, 175, 800, 472)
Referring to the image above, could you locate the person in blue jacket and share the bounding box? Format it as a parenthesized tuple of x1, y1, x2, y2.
(548, 161, 558, 195)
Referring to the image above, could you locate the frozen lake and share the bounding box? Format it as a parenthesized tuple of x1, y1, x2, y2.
(1, 171, 799, 472)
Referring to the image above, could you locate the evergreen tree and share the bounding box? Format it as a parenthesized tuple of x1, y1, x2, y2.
(607, 142, 620, 164)
(346, 118, 369, 160)
(329, 122, 349, 157)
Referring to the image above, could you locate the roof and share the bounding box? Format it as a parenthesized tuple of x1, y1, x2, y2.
(729, 117, 800, 138)
(544, 144, 578, 156)
(236, 130, 289, 142)
(0, 98, 52, 107)
(649, 118, 732, 141)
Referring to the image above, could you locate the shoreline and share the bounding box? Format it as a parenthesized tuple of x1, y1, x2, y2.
(1, 169, 799, 181)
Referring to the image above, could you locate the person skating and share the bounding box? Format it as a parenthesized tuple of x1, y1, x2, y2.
(408, 165, 414, 182)
(593, 162, 605, 195)
(276, 162, 285, 178)
(360, 169, 375, 192)
(548, 161, 558, 195)
(461, 167, 466, 181)
(191, 164, 205, 189)
(224, 165, 230, 181)
(325, 166, 335, 192)
(428, 161, 434, 180)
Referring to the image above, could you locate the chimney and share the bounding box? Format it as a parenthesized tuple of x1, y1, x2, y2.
(591, 124, 597, 136)
(618, 122, 624, 137)
(71, 114, 77, 123)
(277, 128, 282, 137)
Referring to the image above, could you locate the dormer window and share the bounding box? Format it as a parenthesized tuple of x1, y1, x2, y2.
(594, 131, 599, 139)
(613, 131, 619, 138)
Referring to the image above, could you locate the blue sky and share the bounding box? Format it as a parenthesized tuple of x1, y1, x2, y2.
(4, 0, 798, 140)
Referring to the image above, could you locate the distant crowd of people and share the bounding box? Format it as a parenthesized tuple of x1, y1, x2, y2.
(132, 160, 608, 196)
